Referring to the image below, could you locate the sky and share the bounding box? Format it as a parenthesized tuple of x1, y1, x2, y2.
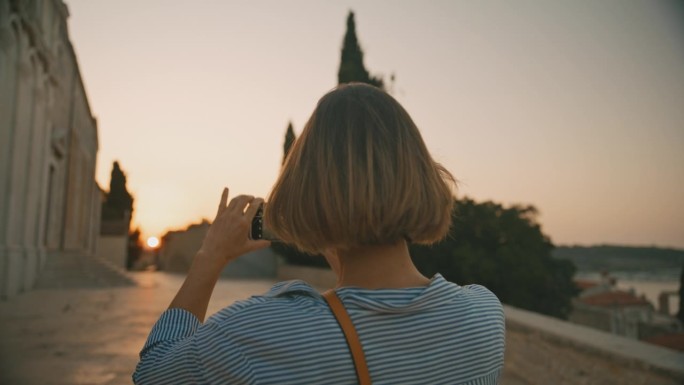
(64, 0, 684, 248)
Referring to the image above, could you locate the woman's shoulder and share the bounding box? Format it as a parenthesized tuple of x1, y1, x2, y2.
(206, 279, 325, 324)
(454, 282, 504, 316)
(459, 282, 502, 304)
(426, 276, 504, 325)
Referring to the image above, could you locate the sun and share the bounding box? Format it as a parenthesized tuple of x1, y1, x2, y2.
(146, 236, 160, 249)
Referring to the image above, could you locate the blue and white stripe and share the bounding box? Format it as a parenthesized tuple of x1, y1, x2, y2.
(134, 274, 505, 384)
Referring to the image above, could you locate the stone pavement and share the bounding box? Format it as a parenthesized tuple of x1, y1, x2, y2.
(2, 270, 676, 385)
(0, 272, 276, 385)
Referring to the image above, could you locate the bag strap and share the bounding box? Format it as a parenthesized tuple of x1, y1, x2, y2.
(322, 290, 372, 385)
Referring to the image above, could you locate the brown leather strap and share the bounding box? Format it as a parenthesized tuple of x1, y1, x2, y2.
(323, 290, 372, 385)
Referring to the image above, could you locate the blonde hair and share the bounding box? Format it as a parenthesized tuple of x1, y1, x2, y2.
(265, 83, 455, 254)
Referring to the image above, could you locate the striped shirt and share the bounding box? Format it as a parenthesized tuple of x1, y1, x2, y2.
(133, 274, 505, 384)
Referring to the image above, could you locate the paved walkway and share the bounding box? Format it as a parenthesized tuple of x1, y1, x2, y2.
(0, 272, 276, 385)
(4, 269, 679, 385)
(0, 270, 534, 385)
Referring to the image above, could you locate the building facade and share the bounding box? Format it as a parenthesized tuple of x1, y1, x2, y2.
(570, 290, 654, 339)
(0, 0, 100, 298)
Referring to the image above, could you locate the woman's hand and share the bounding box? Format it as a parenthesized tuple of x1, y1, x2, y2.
(197, 187, 271, 268)
(168, 188, 269, 321)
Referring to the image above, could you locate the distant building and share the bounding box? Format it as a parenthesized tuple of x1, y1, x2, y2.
(0, 0, 100, 297)
(96, 207, 130, 270)
(570, 276, 683, 347)
(158, 220, 211, 273)
(158, 220, 278, 278)
(570, 290, 654, 338)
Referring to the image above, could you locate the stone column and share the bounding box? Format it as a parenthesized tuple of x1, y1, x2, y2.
(63, 140, 81, 251)
(3, 28, 37, 297)
(46, 140, 65, 251)
(34, 89, 56, 270)
(0, 1, 19, 298)
(47, 47, 72, 253)
(21, 55, 50, 291)
(80, 158, 91, 252)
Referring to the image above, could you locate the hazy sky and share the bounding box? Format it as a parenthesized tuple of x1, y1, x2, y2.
(65, 0, 684, 248)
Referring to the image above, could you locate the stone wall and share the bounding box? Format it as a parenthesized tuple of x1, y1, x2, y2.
(504, 305, 684, 385)
(0, 0, 99, 298)
(96, 235, 127, 269)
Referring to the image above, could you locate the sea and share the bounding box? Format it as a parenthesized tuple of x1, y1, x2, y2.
(575, 268, 681, 315)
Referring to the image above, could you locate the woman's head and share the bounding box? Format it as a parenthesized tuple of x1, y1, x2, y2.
(265, 83, 456, 254)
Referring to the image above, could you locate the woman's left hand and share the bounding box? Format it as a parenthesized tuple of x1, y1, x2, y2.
(197, 187, 271, 268)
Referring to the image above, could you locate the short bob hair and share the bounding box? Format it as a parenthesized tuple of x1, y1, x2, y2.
(265, 83, 456, 254)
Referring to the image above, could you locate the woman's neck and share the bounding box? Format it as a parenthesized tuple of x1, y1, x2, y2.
(325, 241, 431, 289)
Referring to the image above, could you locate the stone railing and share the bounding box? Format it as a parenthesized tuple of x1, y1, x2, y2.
(503, 305, 684, 385)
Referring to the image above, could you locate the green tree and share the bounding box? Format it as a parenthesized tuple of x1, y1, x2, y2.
(338, 11, 384, 88)
(410, 198, 578, 319)
(102, 161, 134, 221)
(283, 122, 296, 165)
(270, 242, 329, 268)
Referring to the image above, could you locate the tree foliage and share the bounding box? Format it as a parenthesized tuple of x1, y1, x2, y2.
(410, 198, 578, 319)
(338, 11, 384, 88)
(102, 161, 134, 221)
(271, 242, 328, 268)
(283, 122, 296, 165)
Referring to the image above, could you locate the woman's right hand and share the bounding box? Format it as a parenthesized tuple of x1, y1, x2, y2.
(197, 187, 271, 269)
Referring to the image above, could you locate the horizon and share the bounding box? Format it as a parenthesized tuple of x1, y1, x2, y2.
(65, 0, 684, 249)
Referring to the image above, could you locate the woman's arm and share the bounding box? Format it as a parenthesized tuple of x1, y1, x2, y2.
(134, 188, 269, 384)
(168, 188, 270, 322)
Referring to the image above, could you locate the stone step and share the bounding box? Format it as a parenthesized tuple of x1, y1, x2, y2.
(34, 251, 136, 289)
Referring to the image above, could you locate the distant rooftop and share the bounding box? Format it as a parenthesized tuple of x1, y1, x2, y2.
(579, 290, 651, 307)
(574, 279, 600, 291)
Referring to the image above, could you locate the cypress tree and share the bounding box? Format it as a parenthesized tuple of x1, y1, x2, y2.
(103, 161, 134, 221)
(338, 11, 384, 88)
(271, 11, 386, 269)
(283, 122, 296, 165)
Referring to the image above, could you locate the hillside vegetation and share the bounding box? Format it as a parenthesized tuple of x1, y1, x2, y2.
(552, 245, 684, 272)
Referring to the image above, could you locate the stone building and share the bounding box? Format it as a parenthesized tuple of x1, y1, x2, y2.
(570, 290, 654, 338)
(0, 0, 100, 297)
(158, 221, 212, 273)
(158, 220, 278, 278)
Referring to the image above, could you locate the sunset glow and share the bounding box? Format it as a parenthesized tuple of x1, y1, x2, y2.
(65, 1, 684, 248)
(146, 237, 160, 249)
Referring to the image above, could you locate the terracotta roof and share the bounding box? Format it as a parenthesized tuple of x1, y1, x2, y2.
(575, 279, 599, 290)
(579, 290, 651, 307)
(643, 333, 684, 352)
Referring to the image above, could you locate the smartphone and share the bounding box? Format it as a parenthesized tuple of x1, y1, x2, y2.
(250, 204, 279, 241)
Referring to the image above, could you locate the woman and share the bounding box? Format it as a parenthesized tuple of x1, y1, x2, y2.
(134, 83, 505, 384)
